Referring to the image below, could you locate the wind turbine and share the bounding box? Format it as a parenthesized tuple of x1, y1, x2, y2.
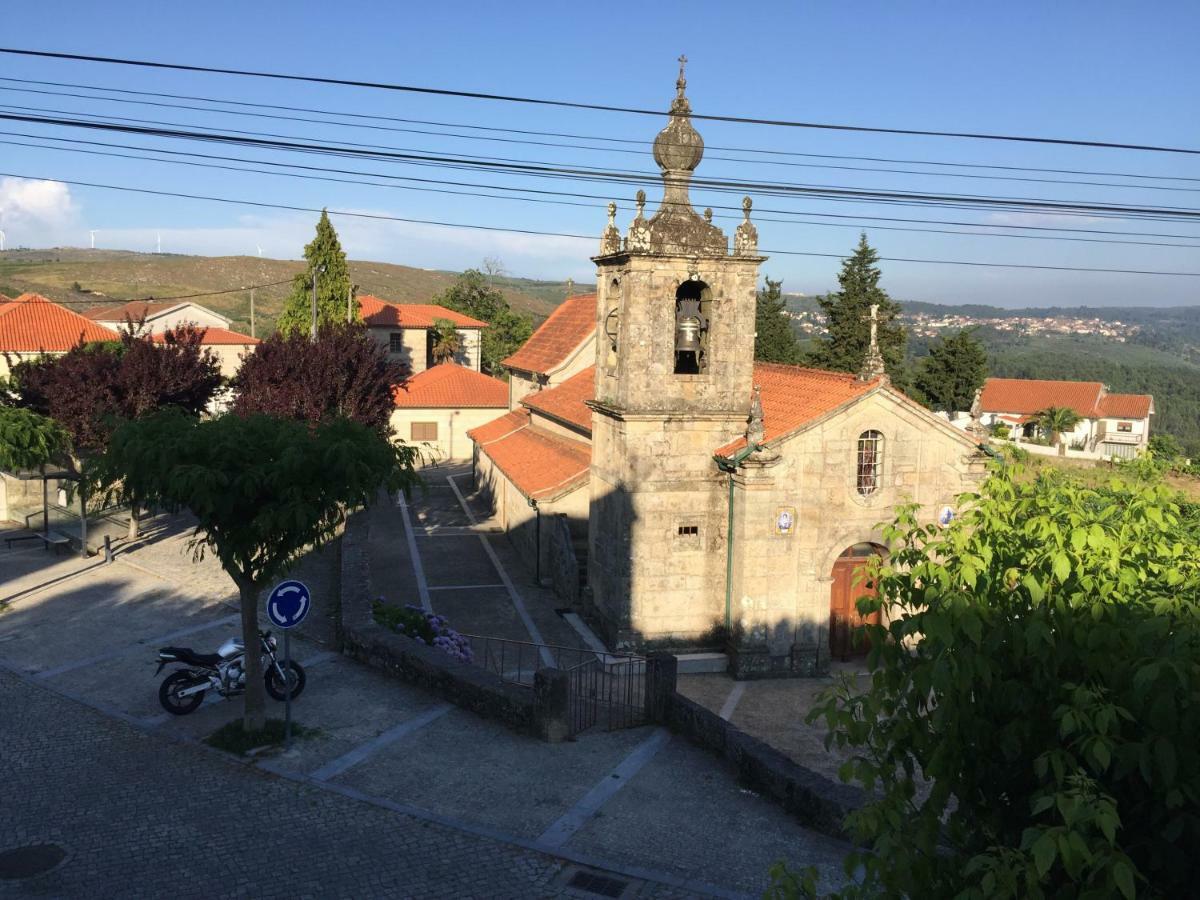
(89, 229, 98, 249)
(0, 229, 5, 252)
(256, 244, 263, 258)
(156, 231, 162, 254)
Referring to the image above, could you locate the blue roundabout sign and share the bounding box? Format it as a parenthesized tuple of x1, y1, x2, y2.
(266, 580, 311, 630)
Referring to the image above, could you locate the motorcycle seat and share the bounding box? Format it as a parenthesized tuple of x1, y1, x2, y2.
(160, 646, 222, 668)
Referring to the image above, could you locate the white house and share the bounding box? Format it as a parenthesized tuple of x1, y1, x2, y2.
(358, 295, 487, 374)
(390, 362, 508, 461)
(977, 377, 1154, 459)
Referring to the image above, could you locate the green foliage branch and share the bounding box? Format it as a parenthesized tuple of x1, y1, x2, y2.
(0, 406, 70, 472)
(276, 210, 356, 337)
(913, 327, 988, 412)
(784, 463, 1200, 898)
(754, 276, 803, 364)
(433, 269, 532, 375)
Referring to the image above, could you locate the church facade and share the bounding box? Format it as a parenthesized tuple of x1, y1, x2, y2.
(470, 64, 986, 676)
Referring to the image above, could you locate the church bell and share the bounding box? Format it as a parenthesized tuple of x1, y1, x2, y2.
(674, 313, 704, 374)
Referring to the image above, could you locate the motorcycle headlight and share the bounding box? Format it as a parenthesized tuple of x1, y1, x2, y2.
(268, 636, 277, 650)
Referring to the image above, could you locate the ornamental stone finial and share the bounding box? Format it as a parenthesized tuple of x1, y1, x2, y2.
(676, 54, 688, 99)
(747, 384, 765, 447)
(734, 195, 758, 256)
(858, 302, 888, 384)
(627, 189, 651, 252)
(600, 200, 622, 255)
(704, 208, 713, 223)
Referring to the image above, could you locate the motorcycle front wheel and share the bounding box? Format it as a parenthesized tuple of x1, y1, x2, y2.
(265, 660, 306, 702)
(159, 671, 205, 715)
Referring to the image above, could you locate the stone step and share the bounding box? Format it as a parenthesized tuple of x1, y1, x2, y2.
(675, 652, 729, 675)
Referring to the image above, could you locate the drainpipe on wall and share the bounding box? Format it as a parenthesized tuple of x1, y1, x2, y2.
(527, 496, 541, 584)
(713, 442, 760, 635)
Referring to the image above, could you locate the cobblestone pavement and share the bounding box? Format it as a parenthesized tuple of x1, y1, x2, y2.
(1, 505, 854, 898)
(0, 668, 700, 900)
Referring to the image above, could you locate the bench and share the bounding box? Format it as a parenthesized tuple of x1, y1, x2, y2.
(39, 531, 72, 555)
(4, 531, 42, 550)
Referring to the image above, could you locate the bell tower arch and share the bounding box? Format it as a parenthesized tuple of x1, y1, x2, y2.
(587, 58, 766, 647)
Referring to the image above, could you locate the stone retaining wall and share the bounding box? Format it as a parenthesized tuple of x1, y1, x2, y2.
(339, 508, 568, 741)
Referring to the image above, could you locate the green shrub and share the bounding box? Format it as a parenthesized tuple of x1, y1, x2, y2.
(788, 462, 1200, 899)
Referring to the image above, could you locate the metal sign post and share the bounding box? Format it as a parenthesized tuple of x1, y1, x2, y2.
(265, 580, 311, 751)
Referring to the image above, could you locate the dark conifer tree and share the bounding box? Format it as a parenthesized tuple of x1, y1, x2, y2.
(806, 234, 905, 381)
(276, 210, 356, 337)
(913, 328, 988, 412)
(753, 277, 802, 364)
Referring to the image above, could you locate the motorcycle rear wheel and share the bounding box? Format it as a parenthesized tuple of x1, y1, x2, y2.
(265, 660, 306, 702)
(159, 671, 205, 715)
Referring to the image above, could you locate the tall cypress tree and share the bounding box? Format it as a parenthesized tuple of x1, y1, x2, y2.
(276, 210, 356, 337)
(754, 276, 802, 364)
(913, 328, 988, 412)
(806, 234, 905, 381)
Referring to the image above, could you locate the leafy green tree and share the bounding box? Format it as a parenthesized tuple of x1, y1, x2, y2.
(0, 407, 70, 472)
(806, 234, 906, 383)
(433, 269, 532, 375)
(276, 210, 355, 337)
(913, 328, 988, 412)
(94, 410, 418, 731)
(788, 463, 1200, 899)
(1148, 433, 1182, 460)
(1035, 406, 1084, 456)
(429, 318, 462, 365)
(754, 277, 802, 364)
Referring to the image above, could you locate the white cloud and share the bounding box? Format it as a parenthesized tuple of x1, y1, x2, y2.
(0, 178, 81, 246)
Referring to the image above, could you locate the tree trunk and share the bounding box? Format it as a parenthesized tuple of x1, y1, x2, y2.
(238, 580, 267, 732)
(127, 502, 140, 541)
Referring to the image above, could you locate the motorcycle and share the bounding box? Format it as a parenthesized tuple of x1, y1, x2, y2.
(155, 629, 305, 715)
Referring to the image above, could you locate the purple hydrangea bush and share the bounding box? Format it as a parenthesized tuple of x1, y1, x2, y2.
(372, 600, 473, 663)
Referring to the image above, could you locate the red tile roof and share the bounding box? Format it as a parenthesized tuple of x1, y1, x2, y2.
(1096, 393, 1153, 419)
(84, 300, 204, 322)
(149, 326, 259, 346)
(392, 362, 508, 409)
(502, 293, 595, 375)
(0, 293, 121, 352)
(521, 366, 595, 434)
(358, 295, 488, 329)
(980, 378, 1152, 420)
(979, 378, 1104, 419)
(468, 408, 591, 500)
(717, 364, 879, 456)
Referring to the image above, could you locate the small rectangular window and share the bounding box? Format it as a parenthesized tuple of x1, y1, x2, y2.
(411, 422, 438, 442)
(1117, 422, 1133, 433)
(677, 525, 699, 536)
(389, 332, 404, 353)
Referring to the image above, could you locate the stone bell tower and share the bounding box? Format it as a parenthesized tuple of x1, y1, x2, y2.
(587, 58, 765, 648)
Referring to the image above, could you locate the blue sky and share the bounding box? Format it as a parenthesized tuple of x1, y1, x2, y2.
(0, 0, 1197, 306)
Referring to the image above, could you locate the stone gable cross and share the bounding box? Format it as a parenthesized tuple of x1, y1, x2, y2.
(866, 303, 879, 348)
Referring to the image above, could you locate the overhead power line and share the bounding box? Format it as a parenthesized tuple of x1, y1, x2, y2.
(7, 134, 1200, 252)
(3, 88, 1199, 195)
(4, 74, 1195, 184)
(3, 46, 1199, 156)
(7, 110, 1200, 224)
(3, 168, 1198, 278)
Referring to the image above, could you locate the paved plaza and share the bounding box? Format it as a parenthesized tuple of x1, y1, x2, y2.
(0, 477, 855, 898)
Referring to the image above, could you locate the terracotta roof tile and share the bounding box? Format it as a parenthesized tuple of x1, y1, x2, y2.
(979, 378, 1105, 419)
(469, 408, 590, 500)
(392, 362, 508, 409)
(1096, 393, 1153, 419)
(358, 295, 488, 329)
(148, 326, 259, 346)
(0, 293, 121, 352)
(716, 363, 878, 457)
(502, 293, 595, 375)
(522, 366, 594, 434)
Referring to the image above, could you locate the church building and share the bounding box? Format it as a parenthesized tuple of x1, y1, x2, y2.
(470, 63, 986, 677)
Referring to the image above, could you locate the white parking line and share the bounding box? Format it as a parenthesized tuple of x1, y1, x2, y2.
(445, 474, 555, 669)
(427, 583, 506, 591)
(307, 703, 453, 782)
(718, 682, 747, 721)
(32, 613, 240, 681)
(395, 491, 433, 613)
(537, 728, 672, 849)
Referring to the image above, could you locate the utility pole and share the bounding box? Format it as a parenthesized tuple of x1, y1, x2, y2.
(310, 265, 325, 341)
(250, 288, 256, 339)
(347, 283, 358, 324)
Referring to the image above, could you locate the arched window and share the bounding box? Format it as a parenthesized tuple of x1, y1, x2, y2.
(673, 280, 710, 374)
(856, 430, 883, 496)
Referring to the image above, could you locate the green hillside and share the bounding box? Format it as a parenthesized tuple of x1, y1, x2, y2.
(0, 249, 573, 335)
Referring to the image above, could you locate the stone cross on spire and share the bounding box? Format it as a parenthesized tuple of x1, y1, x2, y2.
(676, 54, 687, 97)
(857, 302, 888, 384)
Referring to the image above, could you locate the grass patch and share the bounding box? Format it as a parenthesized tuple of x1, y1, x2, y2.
(203, 718, 321, 756)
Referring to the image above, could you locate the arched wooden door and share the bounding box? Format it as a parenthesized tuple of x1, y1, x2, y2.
(829, 543, 884, 661)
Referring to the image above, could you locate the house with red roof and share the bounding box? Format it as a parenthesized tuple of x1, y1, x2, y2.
(463, 72, 986, 677)
(358, 295, 487, 374)
(977, 377, 1154, 459)
(390, 362, 508, 461)
(0, 293, 120, 377)
(86, 299, 259, 377)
